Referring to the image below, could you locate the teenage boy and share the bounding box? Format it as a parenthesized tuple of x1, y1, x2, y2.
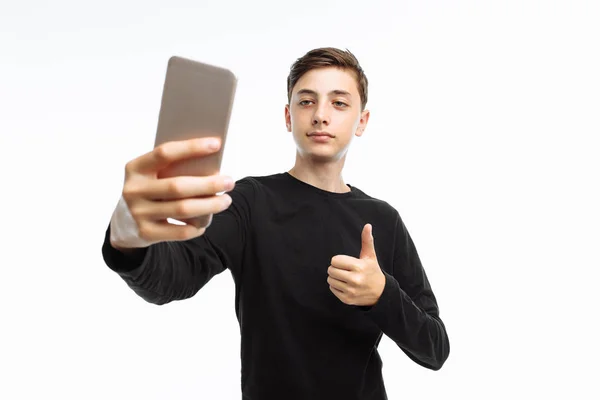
(103, 47, 450, 400)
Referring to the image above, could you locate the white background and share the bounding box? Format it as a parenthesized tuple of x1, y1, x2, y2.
(1, 0, 599, 399)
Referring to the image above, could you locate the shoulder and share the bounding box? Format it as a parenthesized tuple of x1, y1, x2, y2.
(234, 172, 289, 192)
(349, 187, 414, 248)
(350, 185, 401, 221)
(229, 172, 286, 198)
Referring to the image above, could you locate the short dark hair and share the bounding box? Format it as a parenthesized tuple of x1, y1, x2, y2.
(287, 47, 368, 110)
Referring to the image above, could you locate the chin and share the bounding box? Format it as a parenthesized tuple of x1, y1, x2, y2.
(298, 147, 344, 163)
(293, 135, 347, 160)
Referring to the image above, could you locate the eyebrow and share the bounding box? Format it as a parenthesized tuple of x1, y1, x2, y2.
(296, 89, 352, 97)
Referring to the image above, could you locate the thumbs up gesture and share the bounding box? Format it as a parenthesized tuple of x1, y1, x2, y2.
(327, 224, 386, 307)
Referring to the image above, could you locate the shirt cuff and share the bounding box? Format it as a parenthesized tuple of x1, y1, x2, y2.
(101, 223, 150, 275)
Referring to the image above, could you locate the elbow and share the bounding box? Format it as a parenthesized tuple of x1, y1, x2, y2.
(402, 336, 450, 371)
(131, 287, 172, 306)
(429, 332, 451, 371)
(409, 322, 450, 371)
(416, 346, 450, 371)
(428, 353, 448, 371)
(144, 297, 170, 306)
(428, 314, 450, 370)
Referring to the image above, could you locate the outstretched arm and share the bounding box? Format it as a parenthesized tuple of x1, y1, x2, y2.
(101, 177, 255, 305)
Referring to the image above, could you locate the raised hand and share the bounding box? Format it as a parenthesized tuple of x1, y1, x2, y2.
(327, 224, 386, 307)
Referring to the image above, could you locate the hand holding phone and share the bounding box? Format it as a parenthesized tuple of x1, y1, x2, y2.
(110, 138, 235, 251)
(109, 56, 238, 251)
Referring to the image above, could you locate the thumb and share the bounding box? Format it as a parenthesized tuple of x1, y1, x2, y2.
(360, 223, 377, 259)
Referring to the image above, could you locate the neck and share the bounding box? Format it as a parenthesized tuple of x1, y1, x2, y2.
(288, 153, 350, 193)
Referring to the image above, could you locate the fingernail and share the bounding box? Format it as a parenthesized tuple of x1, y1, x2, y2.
(223, 177, 234, 190)
(208, 139, 220, 149)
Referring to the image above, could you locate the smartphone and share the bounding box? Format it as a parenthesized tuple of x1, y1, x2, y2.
(154, 56, 238, 179)
(153, 56, 238, 227)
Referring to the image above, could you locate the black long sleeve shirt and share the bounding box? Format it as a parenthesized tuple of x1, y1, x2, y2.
(102, 172, 450, 400)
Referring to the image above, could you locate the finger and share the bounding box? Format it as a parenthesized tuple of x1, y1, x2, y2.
(128, 137, 222, 174)
(329, 285, 348, 304)
(327, 276, 347, 293)
(135, 175, 235, 201)
(360, 223, 377, 260)
(330, 255, 358, 271)
(327, 265, 351, 283)
(137, 220, 206, 243)
(182, 214, 213, 229)
(133, 194, 232, 221)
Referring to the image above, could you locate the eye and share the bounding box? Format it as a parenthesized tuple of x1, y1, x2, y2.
(333, 101, 348, 107)
(299, 100, 314, 106)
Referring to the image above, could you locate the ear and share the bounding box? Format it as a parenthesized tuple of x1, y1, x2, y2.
(285, 104, 292, 132)
(355, 109, 370, 137)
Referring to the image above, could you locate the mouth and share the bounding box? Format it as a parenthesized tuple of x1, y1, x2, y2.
(307, 131, 334, 138)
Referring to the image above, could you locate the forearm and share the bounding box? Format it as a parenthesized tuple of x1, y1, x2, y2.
(362, 271, 450, 370)
(101, 224, 226, 305)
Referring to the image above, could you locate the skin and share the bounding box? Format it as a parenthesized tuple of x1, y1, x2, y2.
(284, 67, 386, 306)
(285, 67, 370, 193)
(111, 138, 234, 253)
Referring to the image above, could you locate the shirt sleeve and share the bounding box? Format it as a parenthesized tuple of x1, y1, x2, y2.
(101, 177, 256, 305)
(360, 212, 450, 370)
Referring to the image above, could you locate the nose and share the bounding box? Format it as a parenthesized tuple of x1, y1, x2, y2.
(312, 103, 330, 126)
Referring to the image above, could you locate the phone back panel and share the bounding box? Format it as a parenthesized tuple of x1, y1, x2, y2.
(154, 56, 237, 179)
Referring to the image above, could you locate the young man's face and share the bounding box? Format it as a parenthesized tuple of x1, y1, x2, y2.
(285, 67, 370, 163)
